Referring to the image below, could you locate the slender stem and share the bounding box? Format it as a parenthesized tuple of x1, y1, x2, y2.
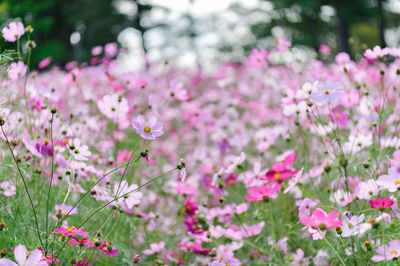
(114, 139, 143, 197)
(321, 232, 346, 265)
(53, 168, 178, 261)
(47, 158, 141, 237)
(45, 113, 55, 253)
(1, 126, 44, 248)
(0, 199, 27, 246)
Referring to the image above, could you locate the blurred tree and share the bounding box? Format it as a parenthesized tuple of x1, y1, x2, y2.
(0, 0, 128, 67)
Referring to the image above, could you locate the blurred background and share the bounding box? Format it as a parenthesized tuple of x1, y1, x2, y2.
(1, 0, 400, 70)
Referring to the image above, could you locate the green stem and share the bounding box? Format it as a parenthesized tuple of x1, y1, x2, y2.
(1, 126, 44, 248)
(45, 113, 55, 253)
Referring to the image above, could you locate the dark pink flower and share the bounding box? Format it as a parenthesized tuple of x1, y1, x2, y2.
(68, 237, 95, 247)
(97, 242, 119, 257)
(370, 198, 394, 211)
(263, 153, 298, 182)
(52, 226, 89, 237)
(184, 198, 198, 216)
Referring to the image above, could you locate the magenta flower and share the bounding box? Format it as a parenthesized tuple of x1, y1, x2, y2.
(371, 239, 400, 262)
(0, 245, 47, 266)
(263, 153, 298, 182)
(52, 226, 89, 237)
(369, 197, 394, 211)
(68, 237, 95, 247)
(177, 242, 210, 256)
(97, 242, 119, 257)
(184, 198, 198, 216)
(244, 183, 282, 202)
(132, 115, 163, 140)
(299, 208, 342, 231)
(2, 21, 24, 42)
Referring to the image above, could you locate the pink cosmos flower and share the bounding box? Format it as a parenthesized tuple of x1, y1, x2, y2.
(319, 44, 331, 55)
(132, 115, 163, 140)
(244, 183, 282, 202)
(54, 204, 77, 216)
(248, 48, 269, 68)
(0, 181, 16, 197)
(371, 239, 400, 262)
(68, 138, 91, 161)
(170, 80, 189, 101)
(2, 21, 25, 42)
(97, 242, 119, 257)
(38, 57, 52, 69)
(275, 36, 291, 52)
(369, 197, 394, 211)
(377, 167, 400, 192)
(52, 226, 89, 237)
(184, 198, 198, 216)
(299, 208, 342, 230)
(142, 242, 165, 255)
(91, 46, 103, 56)
(363, 46, 390, 62)
(177, 242, 210, 256)
(178, 158, 187, 182)
(8, 61, 27, 81)
(68, 237, 95, 247)
(263, 153, 298, 182)
(104, 42, 118, 58)
(241, 221, 265, 237)
(0, 245, 47, 266)
(311, 80, 343, 105)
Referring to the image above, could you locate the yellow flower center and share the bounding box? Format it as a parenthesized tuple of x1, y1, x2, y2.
(336, 114, 341, 119)
(273, 173, 281, 179)
(324, 89, 329, 94)
(395, 180, 400, 185)
(67, 226, 76, 233)
(391, 250, 398, 255)
(347, 223, 353, 228)
(144, 126, 151, 133)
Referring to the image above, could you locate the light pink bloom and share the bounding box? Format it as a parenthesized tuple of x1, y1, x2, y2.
(8, 61, 27, 81)
(371, 240, 400, 262)
(248, 48, 269, 68)
(2, 21, 25, 42)
(275, 36, 291, 52)
(132, 115, 163, 140)
(142, 242, 165, 255)
(170, 80, 189, 101)
(91, 46, 103, 56)
(319, 44, 331, 55)
(0, 245, 47, 265)
(377, 167, 400, 192)
(244, 183, 281, 202)
(38, 57, 52, 69)
(54, 204, 77, 216)
(300, 208, 342, 230)
(0, 181, 16, 197)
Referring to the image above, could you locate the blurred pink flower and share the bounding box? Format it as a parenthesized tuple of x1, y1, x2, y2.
(2, 21, 24, 42)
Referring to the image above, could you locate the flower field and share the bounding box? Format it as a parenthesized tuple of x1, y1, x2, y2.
(1, 20, 400, 265)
